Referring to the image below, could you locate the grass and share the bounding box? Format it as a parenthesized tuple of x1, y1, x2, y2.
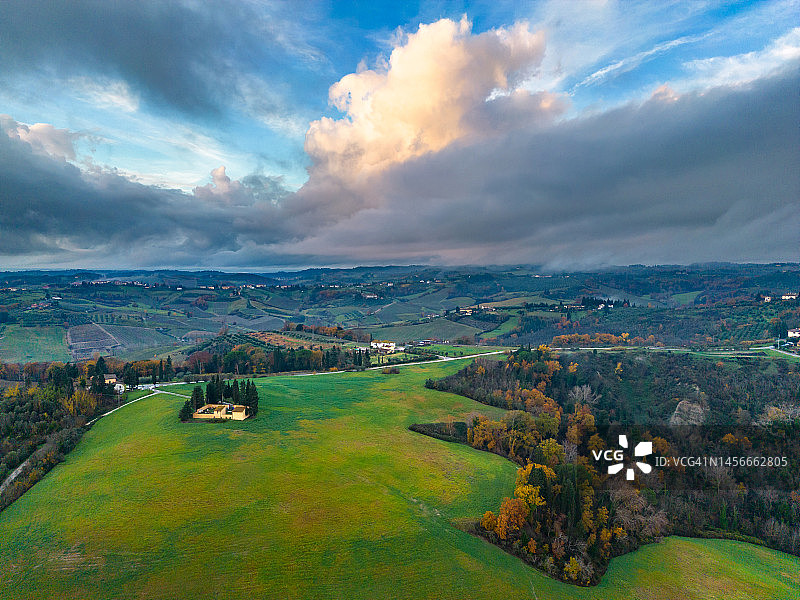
(761, 348, 800, 363)
(414, 344, 511, 357)
(479, 316, 520, 340)
(670, 291, 702, 305)
(1, 362, 798, 599)
(366, 318, 482, 343)
(0, 324, 71, 363)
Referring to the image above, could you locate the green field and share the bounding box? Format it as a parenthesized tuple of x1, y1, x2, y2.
(479, 316, 520, 340)
(1, 362, 798, 599)
(0, 324, 71, 363)
(670, 290, 703, 305)
(414, 344, 510, 357)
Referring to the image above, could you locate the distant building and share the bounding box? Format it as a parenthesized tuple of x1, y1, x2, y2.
(193, 403, 249, 421)
(104, 374, 118, 385)
(370, 340, 396, 354)
(788, 328, 800, 339)
(763, 296, 772, 303)
(782, 293, 798, 301)
(113, 383, 125, 394)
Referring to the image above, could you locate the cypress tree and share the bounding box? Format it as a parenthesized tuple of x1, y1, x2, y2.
(232, 379, 241, 404)
(179, 399, 192, 421)
(191, 385, 204, 411)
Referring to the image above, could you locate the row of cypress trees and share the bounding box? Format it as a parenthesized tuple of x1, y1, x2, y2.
(179, 377, 260, 421)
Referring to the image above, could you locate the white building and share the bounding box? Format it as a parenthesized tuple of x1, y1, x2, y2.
(370, 340, 396, 354)
(787, 328, 800, 339)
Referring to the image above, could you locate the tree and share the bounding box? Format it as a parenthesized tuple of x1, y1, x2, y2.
(122, 363, 139, 389)
(164, 355, 174, 381)
(769, 318, 788, 339)
(179, 399, 193, 421)
(191, 385, 204, 412)
(206, 377, 219, 404)
(94, 356, 107, 378)
(231, 379, 241, 404)
(245, 380, 259, 416)
(495, 497, 529, 540)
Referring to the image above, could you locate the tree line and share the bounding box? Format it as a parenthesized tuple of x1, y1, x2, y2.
(419, 347, 800, 585)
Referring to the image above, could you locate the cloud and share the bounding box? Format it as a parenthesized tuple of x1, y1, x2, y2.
(0, 0, 317, 121)
(0, 116, 292, 267)
(69, 77, 140, 112)
(0, 16, 797, 271)
(305, 17, 558, 178)
(1, 115, 79, 160)
(681, 27, 800, 88)
(573, 32, 709, 90)
(282, 66, 800, 268)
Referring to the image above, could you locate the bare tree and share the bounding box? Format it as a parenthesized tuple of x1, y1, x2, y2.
(569, 384, 600, 405)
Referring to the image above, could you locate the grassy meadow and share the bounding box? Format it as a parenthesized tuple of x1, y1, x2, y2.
(1, 361, 798, 599)
(0, 324, 71, 363)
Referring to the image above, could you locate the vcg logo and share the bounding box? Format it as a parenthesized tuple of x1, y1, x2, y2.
(592, 435, 653, 480)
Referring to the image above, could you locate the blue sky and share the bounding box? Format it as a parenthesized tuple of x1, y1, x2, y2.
(0, 0, 798, 269)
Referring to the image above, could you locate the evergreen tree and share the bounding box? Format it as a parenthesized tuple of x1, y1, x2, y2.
(232, 379, 241, 404)
(165, 356, 174, 381)
(179, 399, 192, 421)
(245, 380, 259, 416)
(364, 349, 371, 368)
(191, 385, 204, 411)
(122, 363, 139, 389)
(95, 356, 107, 378)
(206, 377, 219, 404)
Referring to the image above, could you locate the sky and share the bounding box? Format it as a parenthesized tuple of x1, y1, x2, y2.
(0, 0, 798, 271)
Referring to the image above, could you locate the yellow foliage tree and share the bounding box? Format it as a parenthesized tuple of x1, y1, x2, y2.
(495, 497, 529, 540)
(514, 484, 546, 510)
(564, 556, 581, 581)
(480, 511, 497, 532)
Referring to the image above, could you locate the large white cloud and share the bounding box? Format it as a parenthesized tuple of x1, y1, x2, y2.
(305, 17, 560, 179)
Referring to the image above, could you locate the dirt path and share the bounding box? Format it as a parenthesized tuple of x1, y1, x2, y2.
(0, 456, 33, 496)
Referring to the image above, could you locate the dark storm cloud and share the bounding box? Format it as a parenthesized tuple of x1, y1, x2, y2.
(0, 118, 291, 267)
(281, 66, 800, 267)
(0, 0, 314, 117)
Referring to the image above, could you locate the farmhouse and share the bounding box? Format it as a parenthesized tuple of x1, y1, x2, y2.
(193, 403, 249, 421)
(782, 293, 798, 301)
(788, 328, 800, 339)
(370, 340, 396, 354)
(104, 374, 118, 385)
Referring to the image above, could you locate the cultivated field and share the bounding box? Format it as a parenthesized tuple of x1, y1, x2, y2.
(0, 325, 71, 363)
(366, 317, 482, 343)
(0, 362, 797, 599)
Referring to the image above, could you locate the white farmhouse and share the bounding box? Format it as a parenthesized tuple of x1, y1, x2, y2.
(370, 340, 396, 354)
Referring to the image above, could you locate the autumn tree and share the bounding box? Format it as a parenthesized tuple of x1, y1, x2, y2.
(495, 497, 529, 540)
